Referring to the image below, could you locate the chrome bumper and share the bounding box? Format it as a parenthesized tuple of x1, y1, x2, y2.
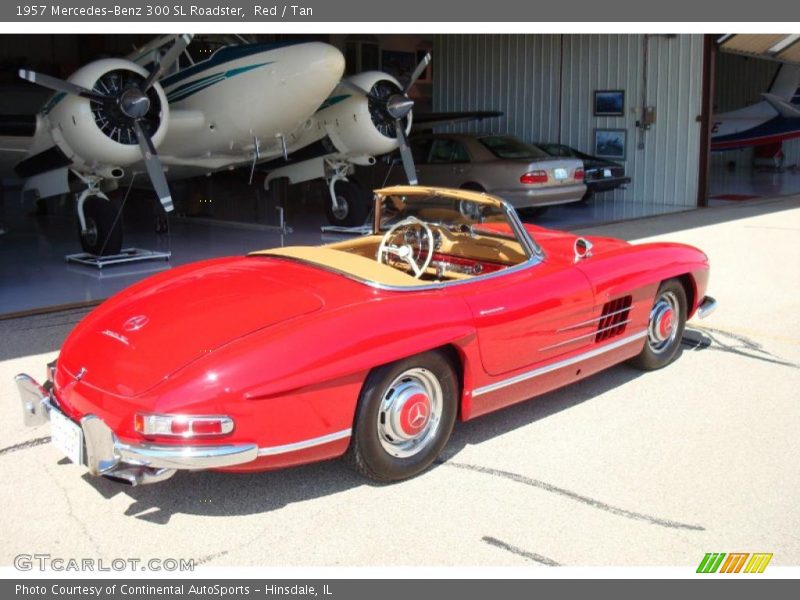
(696, 296, 717, 319)
(15, 373, 258, 485)
(495, 184, 587, 208)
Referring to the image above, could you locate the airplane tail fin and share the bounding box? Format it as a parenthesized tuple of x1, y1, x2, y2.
(767, 64, 800, 104)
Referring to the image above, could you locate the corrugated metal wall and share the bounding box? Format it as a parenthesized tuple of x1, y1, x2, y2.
(713, 51, 800, 168)
(433, 34, 705, 219)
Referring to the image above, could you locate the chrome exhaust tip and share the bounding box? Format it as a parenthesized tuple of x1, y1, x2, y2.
(102, 466, 176, 486)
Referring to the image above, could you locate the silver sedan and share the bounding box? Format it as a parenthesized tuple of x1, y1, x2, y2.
(377, 133, 587, 214)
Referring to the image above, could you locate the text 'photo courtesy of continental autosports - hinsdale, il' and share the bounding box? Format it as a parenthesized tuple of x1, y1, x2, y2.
(16, 185, 715, 486)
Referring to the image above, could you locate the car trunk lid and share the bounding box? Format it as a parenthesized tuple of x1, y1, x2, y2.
(58, 257, 324, 397)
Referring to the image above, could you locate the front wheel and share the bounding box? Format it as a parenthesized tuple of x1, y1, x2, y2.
(628, 279, 687, 371)
(345, 350, 458, 482)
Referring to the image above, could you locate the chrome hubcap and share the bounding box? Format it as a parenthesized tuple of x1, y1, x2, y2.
(648, 290, 679, 353)
(377, 368, 443, 458)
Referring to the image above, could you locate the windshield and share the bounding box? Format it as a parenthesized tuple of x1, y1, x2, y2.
(377, 192, 530, 252)
(478, 136, 551, 160)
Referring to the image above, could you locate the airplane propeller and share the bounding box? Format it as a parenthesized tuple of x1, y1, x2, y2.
(18, 33, 192, 214)
(339, 52, 431, 185)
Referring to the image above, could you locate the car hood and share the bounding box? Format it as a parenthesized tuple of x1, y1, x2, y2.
(59, 257, 325, 397)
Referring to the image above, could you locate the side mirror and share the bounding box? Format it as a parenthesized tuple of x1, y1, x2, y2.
(573, 237, 593, 262)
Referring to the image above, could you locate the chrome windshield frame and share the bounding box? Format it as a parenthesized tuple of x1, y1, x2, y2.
(371, 189, 544, 262)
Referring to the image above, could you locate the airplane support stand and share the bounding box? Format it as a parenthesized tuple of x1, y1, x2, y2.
(65, 248, 171, 270)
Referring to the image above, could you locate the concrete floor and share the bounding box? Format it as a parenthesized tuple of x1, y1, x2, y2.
(708, 164, 800, 200)
(0, 194, 798, 568)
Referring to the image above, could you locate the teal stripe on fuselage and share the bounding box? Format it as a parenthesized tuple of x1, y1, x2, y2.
(160, 41, 303, 88)
(166, 62, 272, 103)
(41, 92, 66, 115)
(316, 94, 351, 113)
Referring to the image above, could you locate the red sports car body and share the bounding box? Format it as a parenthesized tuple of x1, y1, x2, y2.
(16, 186, 715, 485)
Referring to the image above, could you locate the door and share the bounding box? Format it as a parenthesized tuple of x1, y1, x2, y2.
(464, 263, 596, 376)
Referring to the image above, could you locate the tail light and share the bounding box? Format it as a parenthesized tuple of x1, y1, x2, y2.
(134, 413, 234, 438)
(520, 170, 548, 184)
(574, 168, 584, 181)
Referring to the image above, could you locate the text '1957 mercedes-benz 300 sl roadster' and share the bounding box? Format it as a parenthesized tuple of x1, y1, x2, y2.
(16, 186, 716, 486)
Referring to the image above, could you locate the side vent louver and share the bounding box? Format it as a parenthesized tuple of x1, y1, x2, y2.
(595, 296, 632, 343)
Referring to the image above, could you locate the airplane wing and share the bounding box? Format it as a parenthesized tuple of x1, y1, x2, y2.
(412, 110, 503, 130)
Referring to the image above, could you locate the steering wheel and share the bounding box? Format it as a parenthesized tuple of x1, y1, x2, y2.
(377, 216, 435, 279)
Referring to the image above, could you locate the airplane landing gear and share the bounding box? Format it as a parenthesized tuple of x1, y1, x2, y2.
(75, 177, 123, 256)
(324, 160, 369, 227)
(155, 214, 169, 234)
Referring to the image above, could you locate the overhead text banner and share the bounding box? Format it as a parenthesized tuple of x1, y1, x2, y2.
(0, 0, 795, 22)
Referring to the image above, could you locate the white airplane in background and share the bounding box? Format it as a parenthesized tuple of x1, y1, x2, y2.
(257, 54, 501, 227)
(711, 63, 800, 152)
(3, 34, 489, 254)
(4, 34, 345, 255)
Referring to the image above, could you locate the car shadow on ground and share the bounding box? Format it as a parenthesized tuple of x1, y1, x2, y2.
(80, 338, 711, 524)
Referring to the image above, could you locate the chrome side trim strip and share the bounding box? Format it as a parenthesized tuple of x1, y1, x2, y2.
(257, 428, 352, 456)
(539, 320, 632, 352)
(557, 307, 631, 332)
(472, 330, 647, 397)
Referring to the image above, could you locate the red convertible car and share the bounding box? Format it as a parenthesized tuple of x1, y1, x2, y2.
(16, 186, 716, 486)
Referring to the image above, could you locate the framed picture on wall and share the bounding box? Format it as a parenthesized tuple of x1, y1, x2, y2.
(594, 128, 627, 160)
(594, 89, 625, 116)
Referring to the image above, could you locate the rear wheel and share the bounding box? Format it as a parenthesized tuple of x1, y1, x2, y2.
(628, 279, 687, 371)
(325, 180, 370, 227)
(78, 196, 123, 256)
(345, 350, 458, 482)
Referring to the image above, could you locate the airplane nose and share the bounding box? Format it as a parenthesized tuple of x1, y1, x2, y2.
(315, 43, 345, 79)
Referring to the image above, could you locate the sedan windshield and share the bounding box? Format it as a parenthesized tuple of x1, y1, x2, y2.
(478, 136, 550, 160)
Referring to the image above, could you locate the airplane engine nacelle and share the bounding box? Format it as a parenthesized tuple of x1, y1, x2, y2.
(316, 71, 412, 164)
(44, 58, 169, 175)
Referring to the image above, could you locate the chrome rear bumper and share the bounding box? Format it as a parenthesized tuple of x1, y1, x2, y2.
(15, 373, 258, 485)
(696, 296, 718, 319)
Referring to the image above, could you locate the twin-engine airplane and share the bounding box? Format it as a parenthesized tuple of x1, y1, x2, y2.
(2, 34, 449, 254)
(711, 63, 800, 152)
